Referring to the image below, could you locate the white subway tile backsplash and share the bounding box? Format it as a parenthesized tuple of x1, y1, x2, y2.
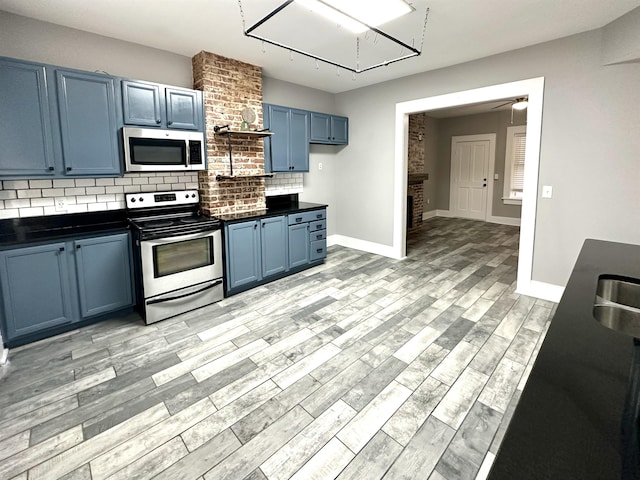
(105, 186, 124, 194)
(0, 209, 19, 219)
(65, 187, 85, 196)
(19, 207, 44, 217)
(74, 178, 96, 187)
(17, 189, 42, 199)
(87, 202, 107, 212)
(76, 195, 97, 204)
(95, 178, 115, 186)
(42, 188, 66, 197)
(0, 172, 205, 219)
(5, 199, 30, 208)
(0, 190, 17, 200)
(3, 180, 29, 190)
(28, 179, 53, 189)
(53, 179, 75, 188)
(97, 194, 116, 203)
(30, 197, 55, 207)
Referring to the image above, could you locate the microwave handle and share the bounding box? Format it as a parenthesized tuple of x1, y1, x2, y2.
(185, 140, 190, 168)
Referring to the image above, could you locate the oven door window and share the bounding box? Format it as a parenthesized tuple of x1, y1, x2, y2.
(153, 237, 213, 278)
(130, 137, 186, 166)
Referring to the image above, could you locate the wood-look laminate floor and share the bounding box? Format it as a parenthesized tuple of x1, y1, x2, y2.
(0, 217, 555, 480)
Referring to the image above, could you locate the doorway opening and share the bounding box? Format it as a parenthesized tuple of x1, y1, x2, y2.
(394, 77, 544, 297)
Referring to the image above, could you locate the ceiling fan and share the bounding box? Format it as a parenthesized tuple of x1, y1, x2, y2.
(491, 97, 529, 110)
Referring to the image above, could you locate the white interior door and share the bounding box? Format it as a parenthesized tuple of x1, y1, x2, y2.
(450, 136, 493, 220)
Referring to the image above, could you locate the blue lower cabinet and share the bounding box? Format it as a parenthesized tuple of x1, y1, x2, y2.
(74, 233, 133, 318)
(288, 223, 310, 269)
(0, 231, 134, 345)
(226, 220, 261, 290)
(0, 243, 73, 338)
(261, 216, 287, 278)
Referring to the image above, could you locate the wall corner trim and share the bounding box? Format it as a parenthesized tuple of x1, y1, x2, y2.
(516, 280, 564, 303)
(327, 234, 404, 259)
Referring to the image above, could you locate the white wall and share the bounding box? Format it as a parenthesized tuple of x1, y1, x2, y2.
(0, 11, 193, 87)
(332, 28, 640, 286)
(262, 77, 340, 236)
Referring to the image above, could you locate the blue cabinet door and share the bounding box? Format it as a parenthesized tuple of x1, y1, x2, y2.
(0, 59, 56, 176)
(166, 88, 199, 130)
(331, 115, 349, 144)
(310, 112, 331, 143)
(0, 243, 72, 339)
(265, 104, 291, 173)
(226, 221, 261, 290)
(74, 233, 133, 318)
(290, 109, 309, 172)
(122, 80, 162, 127)
(261, 216, 287, 278)
(56, 70, 121, 176)
(288, 223, 310, 269)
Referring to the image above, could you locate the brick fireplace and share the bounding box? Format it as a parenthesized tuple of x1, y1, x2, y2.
(192, 51, 268, 216)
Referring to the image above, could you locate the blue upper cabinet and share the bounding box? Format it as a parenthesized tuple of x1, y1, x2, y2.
(263, 103, 309, 173)
(0, 59, 56, 176)
(56, 69, 121, 176)
(166, 88, 199, 130)
(122, 80, 202, 131)
(310, 111, 349, 145)
(121, 80, 162, 127)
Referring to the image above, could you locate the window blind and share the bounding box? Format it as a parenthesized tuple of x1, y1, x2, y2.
(511, 132, 526, 193)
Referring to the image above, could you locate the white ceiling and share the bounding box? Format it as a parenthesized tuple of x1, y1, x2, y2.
(0, 0, 638, 94)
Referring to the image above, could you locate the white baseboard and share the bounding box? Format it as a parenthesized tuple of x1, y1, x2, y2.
(327, 234, 403, 259)
(487, 215, 521, 227)
(0, 347, 8, 366)
(431, 209, 520, 226)
(516, 280, 564, 303)
(422, 210, 437, 220)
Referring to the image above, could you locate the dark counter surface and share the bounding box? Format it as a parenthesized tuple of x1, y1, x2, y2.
(0, 210, 129, 248)
(488, 239, 640, 479)
(217, 201, 327, 224)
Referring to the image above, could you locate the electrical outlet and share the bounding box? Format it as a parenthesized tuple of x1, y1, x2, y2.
(494, 173, 499, 180)
(55, 199, 68, 212)
(318, 162, 323, 171)
(542, 185, 553, 198)
(427, 198, 430, 205)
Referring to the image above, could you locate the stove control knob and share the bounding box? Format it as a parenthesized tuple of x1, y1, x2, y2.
(139, 197, 144, 202)
(130, 198, 136, 203)
(191, 194, 196, 198)
(186, 194, 189, 198)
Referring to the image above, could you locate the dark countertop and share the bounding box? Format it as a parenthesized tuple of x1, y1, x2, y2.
(217, 201, 327, 224)
(0, 210, 129, 248)
(488, 239, 640, 479)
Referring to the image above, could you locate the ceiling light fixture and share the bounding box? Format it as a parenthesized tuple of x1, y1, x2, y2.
(236, 0, 430, 74)
(512, 98, 529, 110)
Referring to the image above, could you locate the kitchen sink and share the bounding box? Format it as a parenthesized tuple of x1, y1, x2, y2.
(596, 276, 640, 310)
(594, 275, 640, 337)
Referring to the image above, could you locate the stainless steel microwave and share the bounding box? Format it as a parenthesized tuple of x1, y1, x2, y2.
(123, 127, 206, 172)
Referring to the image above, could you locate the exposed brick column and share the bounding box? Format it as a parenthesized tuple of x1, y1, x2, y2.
(192, 51, 267, 216)
(408, 113, 426, 229)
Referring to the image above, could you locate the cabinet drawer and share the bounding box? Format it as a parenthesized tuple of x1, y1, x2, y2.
(288, 209, 326, 225)
(310, 239, 327, 261)
(311, 230, 326, 242)
(310, 220, 326, 232)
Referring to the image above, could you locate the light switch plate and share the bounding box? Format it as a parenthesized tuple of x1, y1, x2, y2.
(494, 173, 499, 180)
(542, 185, 553, 198)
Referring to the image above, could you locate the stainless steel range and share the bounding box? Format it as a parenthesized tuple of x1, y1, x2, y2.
(126, 190, 223, 324)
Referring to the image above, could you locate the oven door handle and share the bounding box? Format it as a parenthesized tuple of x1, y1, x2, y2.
(147, 279, 223, 305)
